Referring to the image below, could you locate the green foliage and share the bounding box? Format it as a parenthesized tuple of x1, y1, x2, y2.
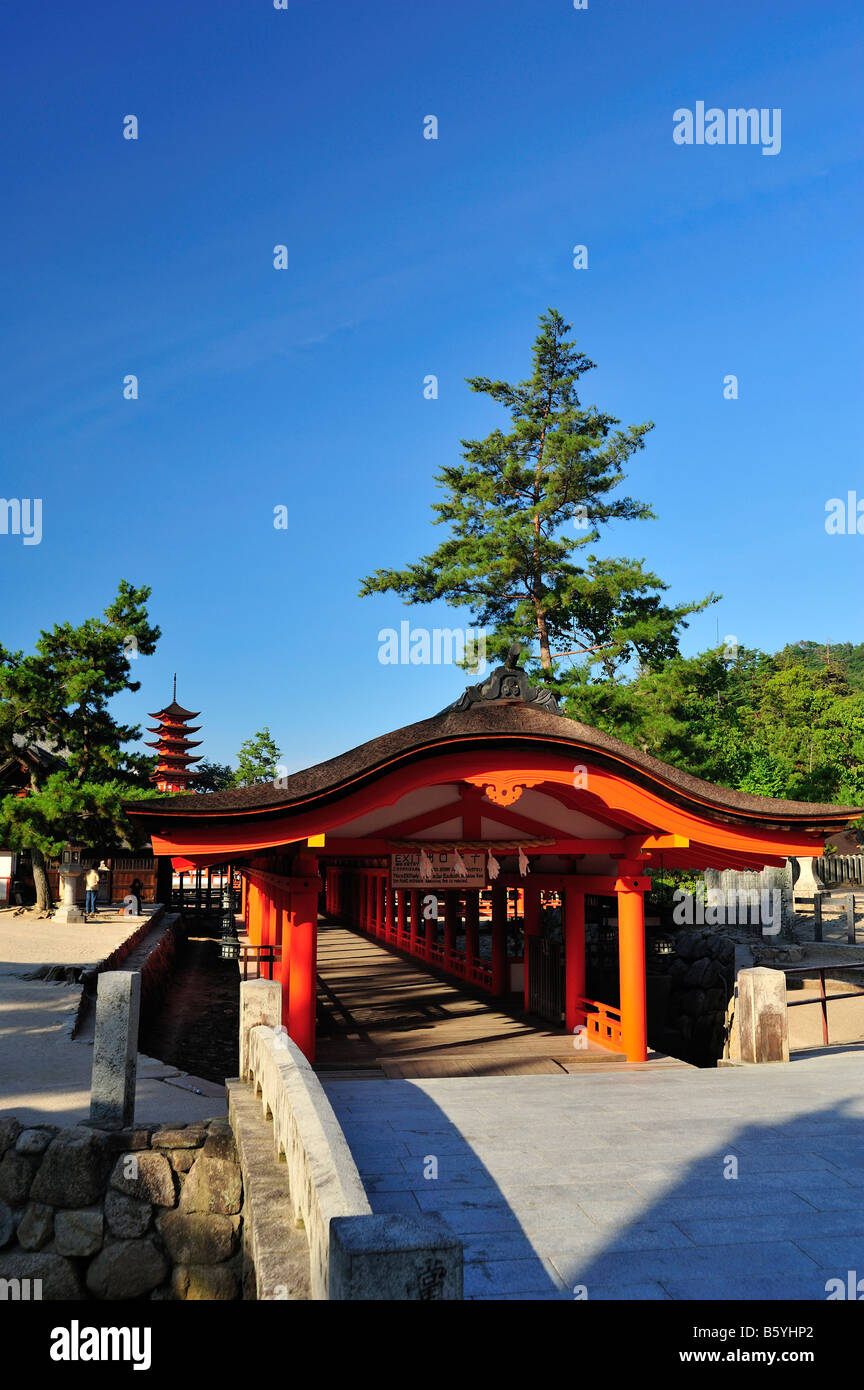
(0, 580, 162, 858)
(195, 760, 236, 793)
(777, 640, 864, 691)
(232, 728, 280, 787)
(360, 309, 715, 681)
(581, 644, 864, 806)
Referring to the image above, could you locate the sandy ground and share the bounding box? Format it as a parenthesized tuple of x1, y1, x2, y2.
(0, 908, 226, 1126)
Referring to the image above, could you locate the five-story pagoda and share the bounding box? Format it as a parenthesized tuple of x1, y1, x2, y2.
(146, 680, 203, 793)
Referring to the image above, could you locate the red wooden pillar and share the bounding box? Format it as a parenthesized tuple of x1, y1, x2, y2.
(362, 871, 370, 930)
(409, 889, 420, 955)
(616, 868, 648, 1063)
(374, 875, 383, 937)
(490, 882, 507, 995)
(385, 879, 396, 941)
(444, 891, 459, 967)
(464, 892, 479, 970)
(522, 883, 541, 1014)
(248, 882, 260, 945)
(287, 858, 321, 1063)
(261, 889, 272, 952)
(397, 888, 406, 946)
(564, 884, 586, 1034)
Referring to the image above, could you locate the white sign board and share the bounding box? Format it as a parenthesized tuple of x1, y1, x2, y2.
(391, 850, 486, 890)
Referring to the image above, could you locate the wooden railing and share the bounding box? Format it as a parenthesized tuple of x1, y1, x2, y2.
(784, 964, 864, 1048)
(573, 995, 624, 1053)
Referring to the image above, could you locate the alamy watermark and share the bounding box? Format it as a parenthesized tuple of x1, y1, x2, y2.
(673, 103, 781, 156)
(673, 888, 781, 936)
(378, 622, 487, 673)
(0, 498, 42, 545)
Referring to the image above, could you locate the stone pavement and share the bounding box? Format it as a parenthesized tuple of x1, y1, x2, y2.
(324, 1047, 864, 1300)
(0, 911, 225, 1126)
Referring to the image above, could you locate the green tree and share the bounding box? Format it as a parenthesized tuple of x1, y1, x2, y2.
(195, 760, 235, 793)
(232, 728, 281, 786)
(0, 581, 161, 910)
(360, 309, 715, 685)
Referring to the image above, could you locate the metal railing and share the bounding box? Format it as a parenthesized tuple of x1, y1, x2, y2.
(784, 964, 864, 1047)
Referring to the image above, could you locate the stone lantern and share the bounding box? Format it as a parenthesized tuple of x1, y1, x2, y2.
(54, 844, 86, 924)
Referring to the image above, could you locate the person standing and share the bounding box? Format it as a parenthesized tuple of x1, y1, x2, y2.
(128, 877, 144, 916)
(85, 865, 100, 917)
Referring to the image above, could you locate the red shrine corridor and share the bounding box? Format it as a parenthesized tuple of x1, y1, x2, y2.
(312, 920, 685, 1078)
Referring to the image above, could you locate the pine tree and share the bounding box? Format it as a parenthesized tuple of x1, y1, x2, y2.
(0, 581, 161, 910)
(195, 760, 235, 792)
(232, 728, 281, 786)
(360, 309, 715, 688)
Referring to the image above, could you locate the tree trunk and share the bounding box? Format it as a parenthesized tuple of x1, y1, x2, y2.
(32, 846, 53, 912)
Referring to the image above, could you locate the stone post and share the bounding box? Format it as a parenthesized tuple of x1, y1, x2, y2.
(239, 978, 281, 1080)
(736, 966, 789, 1063)
(329, 1213, 463, 1300)
(89, 970, 141, 1129)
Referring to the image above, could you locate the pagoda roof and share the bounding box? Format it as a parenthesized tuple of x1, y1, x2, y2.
(145, 736, 203, 748)
(148, 701, 201, 721)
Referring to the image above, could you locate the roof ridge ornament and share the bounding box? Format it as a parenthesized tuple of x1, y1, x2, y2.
(446, 641, 563, 715)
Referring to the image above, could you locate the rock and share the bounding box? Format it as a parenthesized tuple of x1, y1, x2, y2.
(104, 1127, 156, 1155)
(0, 1151, 34, 1205)
(55, 1206, 104, 1257)
(675, 989, 707, 1018)
(166, 1149, 197, 1174)
(203, 1128, 237, 1162)
(668, 959, 689, 985)
(109, 1150, 176, 1207)
(683, 958, 715, 989)
(104, 1189, 152, 1239)
(151, 1127, 206, 1150)
(156, 1211, 239, 1265)
(86, 1239, 168, 1300)
(0, 1119, 21, 1158)
(30, 1129, 110, 1208)
(704, 987, 728, 1011)
(15, 1127, 57, 1157)
(0, 1200, 15, 1249)
(179, 1156, 242, 1216)
(0, 1250, 83, 1300)
(16, 1202, 53, 1251)
(172, 1263, 240, 1300)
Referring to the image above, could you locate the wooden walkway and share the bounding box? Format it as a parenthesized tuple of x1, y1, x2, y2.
(314, 921, 687, 1078)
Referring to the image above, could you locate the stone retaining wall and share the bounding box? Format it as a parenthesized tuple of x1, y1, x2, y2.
(652, 930, 735, 1066)
(73, 909, 181, 1038)
(0, 1116, 244, 1300)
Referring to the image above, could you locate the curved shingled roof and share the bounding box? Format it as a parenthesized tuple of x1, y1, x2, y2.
(126, 698, 861, 835)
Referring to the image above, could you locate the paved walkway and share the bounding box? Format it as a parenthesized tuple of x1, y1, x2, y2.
(324, 1048, 864, 1300)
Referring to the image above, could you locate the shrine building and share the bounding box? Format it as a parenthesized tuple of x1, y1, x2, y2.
(126, 655, 858, 1066)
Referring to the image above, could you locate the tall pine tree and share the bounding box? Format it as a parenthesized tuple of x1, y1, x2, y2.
(360, 309, 715, 690)
(0, 581, 160, 910)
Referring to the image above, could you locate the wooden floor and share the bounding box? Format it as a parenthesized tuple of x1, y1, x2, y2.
(314, 921, 688, 1078)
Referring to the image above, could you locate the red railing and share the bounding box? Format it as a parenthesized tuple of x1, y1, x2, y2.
(573, 995, 624, 1053)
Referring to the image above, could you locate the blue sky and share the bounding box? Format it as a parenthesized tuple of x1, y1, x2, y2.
(1, 0, 861, 773)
